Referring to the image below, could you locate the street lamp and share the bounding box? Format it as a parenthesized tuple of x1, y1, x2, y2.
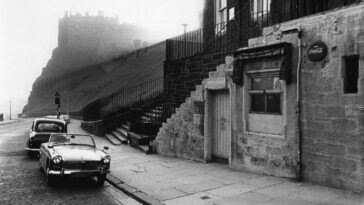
(55, 92, 61, 119)
(182, 24, 188, 58)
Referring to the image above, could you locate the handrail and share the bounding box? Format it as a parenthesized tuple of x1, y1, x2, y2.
(82, 76, 164, 121)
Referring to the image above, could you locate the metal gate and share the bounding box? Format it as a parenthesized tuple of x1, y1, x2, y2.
(211, 90, 231, 159)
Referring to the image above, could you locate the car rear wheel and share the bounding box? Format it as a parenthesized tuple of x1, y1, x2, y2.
(96, 174, 106, 187)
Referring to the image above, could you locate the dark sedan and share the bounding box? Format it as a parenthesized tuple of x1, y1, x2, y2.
(26, 118, 67, 157)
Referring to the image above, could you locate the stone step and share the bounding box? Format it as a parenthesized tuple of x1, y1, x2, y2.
(145, 112, 162, 117)
(135, 145, 150, 154)
(105, 133, 122, 145)
(121, 123, 130, 130)
(111, 131, 128, 144)
(128, 131, 151, 146)
(116, 127, 128, 138)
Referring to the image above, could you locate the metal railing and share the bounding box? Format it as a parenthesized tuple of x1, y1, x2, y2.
(166, 20, 241, 61)
(82, 76, 163, 121)
(166, 0, 363, 61)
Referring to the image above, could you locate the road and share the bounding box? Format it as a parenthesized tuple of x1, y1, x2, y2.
(0, 119, 139, 205)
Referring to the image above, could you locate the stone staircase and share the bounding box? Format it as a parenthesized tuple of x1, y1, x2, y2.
(105, 124, 129, 145)
(152, 56, 234, 159)
(104, 104, 164, 154)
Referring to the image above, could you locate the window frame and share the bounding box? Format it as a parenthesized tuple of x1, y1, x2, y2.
(248, 76, 283, 115)
(215, 0, 228, 35)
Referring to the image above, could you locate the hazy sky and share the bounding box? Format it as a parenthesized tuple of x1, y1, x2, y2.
(0, 0, 204, 118)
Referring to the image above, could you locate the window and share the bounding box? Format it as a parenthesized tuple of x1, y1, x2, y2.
(343, 55, 359, 94)
(229, 7, 235, 21)
(253, 0, 271, 15)
(36, 122, 65, 133)
(251, 0, 272, 31)
(249, 77, 281, 114)
(215, 0, 227, 34)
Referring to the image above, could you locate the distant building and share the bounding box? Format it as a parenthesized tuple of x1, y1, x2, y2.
(58, 12, 145, 62)
(0, 113, 3, 121)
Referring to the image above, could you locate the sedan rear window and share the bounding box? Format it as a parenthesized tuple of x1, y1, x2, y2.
(35, 122, 65, 133)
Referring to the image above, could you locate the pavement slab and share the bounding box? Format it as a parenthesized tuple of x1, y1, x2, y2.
(69, 120, 364, 205)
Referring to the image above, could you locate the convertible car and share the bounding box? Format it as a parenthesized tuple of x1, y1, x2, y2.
(39, 133, 111, 186)
(26, 118, 67, 157)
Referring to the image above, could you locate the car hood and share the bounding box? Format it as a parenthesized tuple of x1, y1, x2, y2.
(52, 146, 105, 161)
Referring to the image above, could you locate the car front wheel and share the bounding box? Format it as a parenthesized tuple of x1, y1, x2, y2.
(96, 174, 106, 187)
(46, 168, 56, 186)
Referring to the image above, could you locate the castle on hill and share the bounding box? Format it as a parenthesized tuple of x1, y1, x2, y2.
(58, 11, 148, 62)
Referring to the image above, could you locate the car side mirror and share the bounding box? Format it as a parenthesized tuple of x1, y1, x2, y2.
(47, 144, 53, 149)
(103, 146, 109, 151)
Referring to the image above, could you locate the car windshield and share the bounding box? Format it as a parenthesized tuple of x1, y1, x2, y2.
(49, 134, 95, 147)
(35, 122, 65, 133)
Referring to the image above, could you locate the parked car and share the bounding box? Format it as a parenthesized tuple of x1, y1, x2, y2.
(39, 133, 111, 186)
(60, 115, 70, 124)
(26, 118, 67, 157)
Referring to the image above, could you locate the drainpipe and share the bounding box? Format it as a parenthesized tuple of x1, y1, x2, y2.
(282, 27, 302, 182)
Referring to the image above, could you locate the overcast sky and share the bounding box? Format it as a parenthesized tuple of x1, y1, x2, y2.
(0, 0, 204, 118)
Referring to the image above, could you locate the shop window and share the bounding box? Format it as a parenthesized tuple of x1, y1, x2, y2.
(249, 77, 281, 114)
(343, 55, 359, 94)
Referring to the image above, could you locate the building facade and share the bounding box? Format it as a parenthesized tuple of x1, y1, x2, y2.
(154, 0, 364, 193)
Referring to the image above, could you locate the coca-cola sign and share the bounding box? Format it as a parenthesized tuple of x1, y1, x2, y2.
(307, 40, 328, 62)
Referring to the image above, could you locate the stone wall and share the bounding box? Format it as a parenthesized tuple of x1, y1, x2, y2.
(258, 3, 364, 192)
(299, 4, 364, 192)
(231, 34, 300, 179)
(154, 84, 206, 161)
(158, 1, 364, 193)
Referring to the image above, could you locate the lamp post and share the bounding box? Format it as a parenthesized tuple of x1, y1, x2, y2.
(182, 24, 188, 58)
(55, 92, 61, 119)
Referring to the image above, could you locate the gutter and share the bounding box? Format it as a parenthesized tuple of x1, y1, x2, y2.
(282, 27, 303, 181)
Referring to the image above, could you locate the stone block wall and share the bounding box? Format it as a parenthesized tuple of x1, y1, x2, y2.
(230, 33, 300, 179)
(153, 84, 206, 161)
(258, 3, 364, 192)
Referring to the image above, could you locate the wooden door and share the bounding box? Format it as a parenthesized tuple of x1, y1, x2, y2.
(211, 90, 231, 159)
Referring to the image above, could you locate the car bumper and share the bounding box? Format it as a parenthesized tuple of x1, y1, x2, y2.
(25, 147, 40, 152)
(48, 169, 110, 176)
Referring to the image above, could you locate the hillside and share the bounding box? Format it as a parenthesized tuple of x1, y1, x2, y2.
(23, 42, 165, 116)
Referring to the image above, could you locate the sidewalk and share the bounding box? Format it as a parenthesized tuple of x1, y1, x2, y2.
(71, 121, 364, 205)
(0, 119, 17, 125)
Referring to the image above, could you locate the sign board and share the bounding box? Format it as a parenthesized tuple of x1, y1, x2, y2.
(307, 41, 328, 62)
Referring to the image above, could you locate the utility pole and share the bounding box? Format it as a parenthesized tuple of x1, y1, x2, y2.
(9, 99, 12, 120)
(27, 101, 30, 117)
(66, 92, 69, 115)
(182, 24, 188, 58)
(55, 92, 61, 119)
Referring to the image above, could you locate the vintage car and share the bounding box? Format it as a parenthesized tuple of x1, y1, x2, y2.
(39, 133, 111, 186)
(60, 115, 71, 124)
(26, 118, 67, 157)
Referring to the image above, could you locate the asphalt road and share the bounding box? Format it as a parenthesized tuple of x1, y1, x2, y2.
(0, 119, 135, 205)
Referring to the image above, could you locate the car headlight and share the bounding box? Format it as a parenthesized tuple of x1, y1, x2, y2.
(52, 155, 63, 164)
(102, 155, 111, 164)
